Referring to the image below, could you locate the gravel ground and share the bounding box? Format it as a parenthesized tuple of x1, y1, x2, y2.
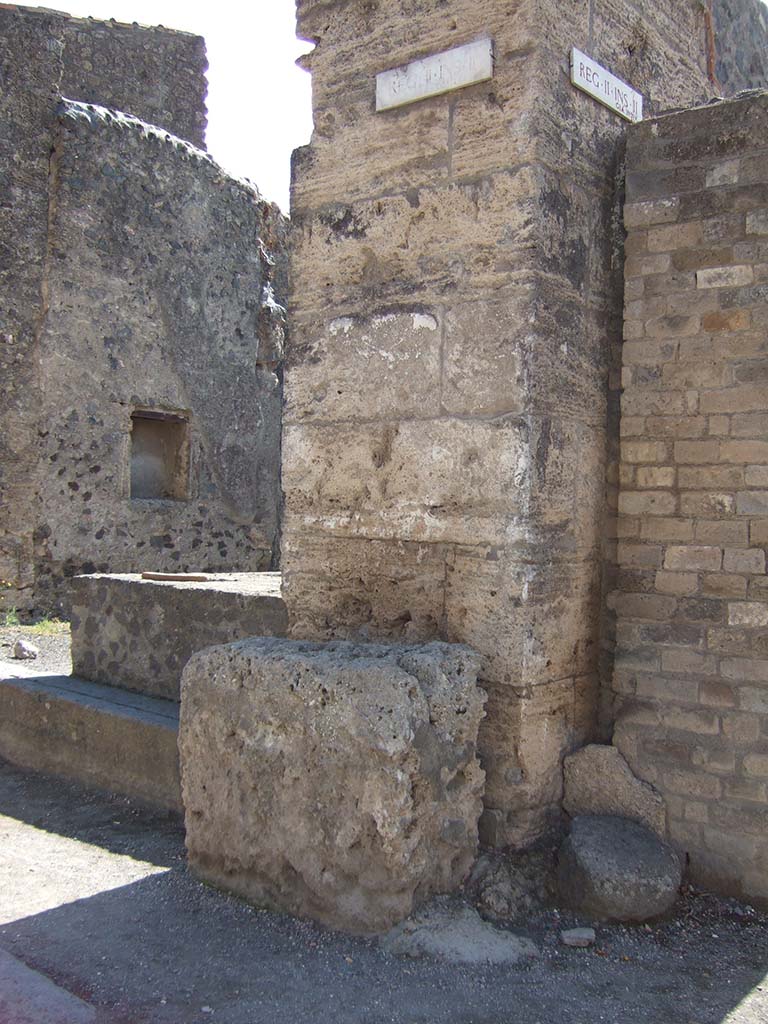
(0, 623, 72, 676)
(0, 759, 766, 1024)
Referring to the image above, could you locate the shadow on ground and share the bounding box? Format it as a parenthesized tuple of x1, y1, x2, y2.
(0, 759, 766, 1024)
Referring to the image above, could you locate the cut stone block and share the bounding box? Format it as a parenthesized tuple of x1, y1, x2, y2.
(563, 744, 667, 836)
(557, 815, 682, 922)
(71, 572, 287, 700)
(179, 637, 486, 934)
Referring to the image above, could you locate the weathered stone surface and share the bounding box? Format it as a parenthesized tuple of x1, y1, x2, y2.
(0, 8, 213, 616)
(467, 842, 557, 922)
(25, 102, 286, 615)
(179, 638, 486, 934)
(287, 0, 711, 849)
(380, 899, 537, 964)
(0, 7, 285, 616)
(714, 0, 768, 94)
(613, 92, 768, 907)
(284, 311, 442, 423)
(71, 572, 287, 701)
(56, 12, 207, 146)
(557, 816, 682, 922)
(563, 744, 666, 836)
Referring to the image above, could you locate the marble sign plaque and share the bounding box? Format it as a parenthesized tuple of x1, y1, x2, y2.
(376, 37, 493, 112)
(570, 47, 643, 123)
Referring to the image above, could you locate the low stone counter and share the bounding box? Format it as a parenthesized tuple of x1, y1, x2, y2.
(71, 572, 287, 700)
(179, 637, 486, 934)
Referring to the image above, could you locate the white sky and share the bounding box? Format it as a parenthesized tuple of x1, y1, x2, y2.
(26, 1, 313, 212)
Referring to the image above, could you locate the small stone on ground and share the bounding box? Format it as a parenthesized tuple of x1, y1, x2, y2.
(0, 625, 71, 676)
(12, 639, 39, 660)
(560, 927, 596, 948)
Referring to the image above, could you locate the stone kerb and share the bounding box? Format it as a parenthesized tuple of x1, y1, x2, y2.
(179, 637, 486, 934)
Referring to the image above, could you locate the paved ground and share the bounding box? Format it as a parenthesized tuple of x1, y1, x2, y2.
(0, 760, 766, 1024)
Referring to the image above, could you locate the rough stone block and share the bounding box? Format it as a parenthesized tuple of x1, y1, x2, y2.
(441, 299, 526, 416)
(557, 815, 682, 922)
(702, 574, 748, 599)
(624, 197, 680, 229)
(664, 546, 722, 572)
(282, 416, 529, 547)
(281, 530, 449, 642)
(563, 744, 666, 836)
(179, 637, 486, 934)
(723, 548, 766, 574)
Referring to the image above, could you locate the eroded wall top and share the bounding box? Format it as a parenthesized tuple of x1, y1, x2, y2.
(1, 4, 207, 145)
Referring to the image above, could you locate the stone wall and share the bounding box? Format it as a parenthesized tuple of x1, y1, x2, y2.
(0, 8, 61, 610)
(3, 4, 207, 143)
(27, 101, 285, 612)
(612, 93, 768, 903)
(57, 11, 207, 147)
(714, 0, 768, 95)
(0, 7, 284, 614)
(285, 0, 711, 847)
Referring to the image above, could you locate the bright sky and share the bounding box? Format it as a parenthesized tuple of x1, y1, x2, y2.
(26, 1, 313, 212)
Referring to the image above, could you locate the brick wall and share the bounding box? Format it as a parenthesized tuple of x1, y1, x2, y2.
(613, 94, 768, 904)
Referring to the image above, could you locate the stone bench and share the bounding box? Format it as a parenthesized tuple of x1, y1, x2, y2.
(179, 637, 486, 934)
(71, 572, 287, 700)
(0, 669, 181, 812)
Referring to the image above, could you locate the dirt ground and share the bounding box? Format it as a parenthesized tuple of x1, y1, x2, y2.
(0, 757, 765, 1024)
(0, 622, 72, 676)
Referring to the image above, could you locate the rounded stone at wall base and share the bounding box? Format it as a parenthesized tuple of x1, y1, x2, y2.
(556, 815, 682, 922)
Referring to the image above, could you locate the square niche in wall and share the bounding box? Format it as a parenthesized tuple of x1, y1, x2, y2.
(130, 410, 190, 501)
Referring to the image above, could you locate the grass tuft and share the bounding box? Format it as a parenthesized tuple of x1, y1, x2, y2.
(1, 609, 69, 634)
(26, 616, 70, 636)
